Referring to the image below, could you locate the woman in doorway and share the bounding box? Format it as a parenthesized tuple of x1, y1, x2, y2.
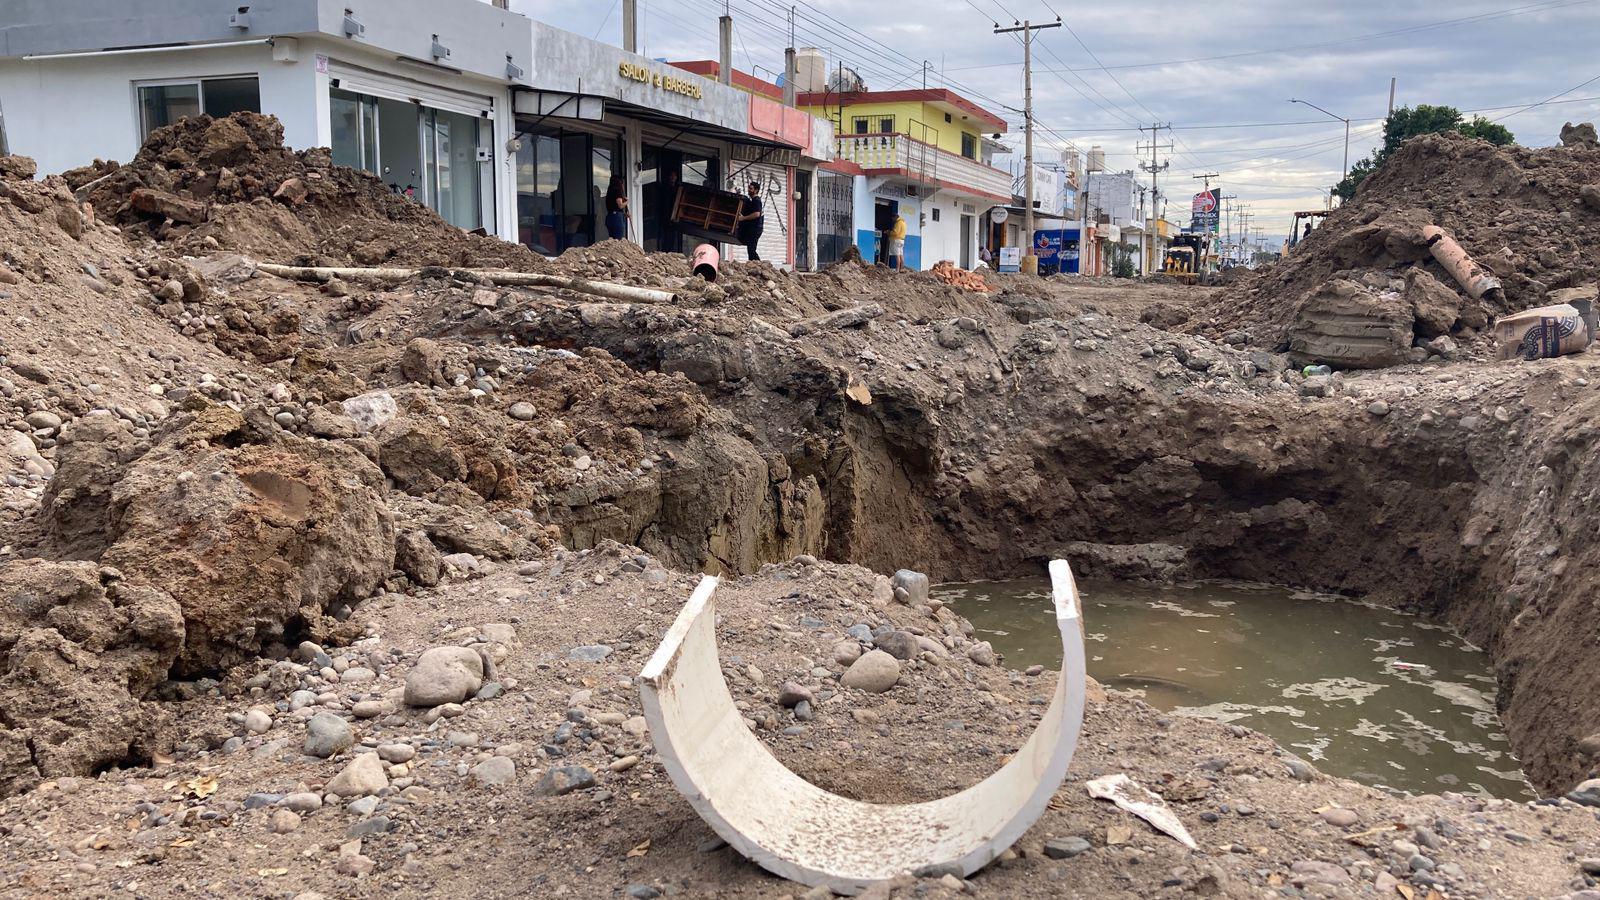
(604, 176, 630, 242)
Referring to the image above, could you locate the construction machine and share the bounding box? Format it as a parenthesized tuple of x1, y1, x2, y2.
(1162, 233, 1209, 283)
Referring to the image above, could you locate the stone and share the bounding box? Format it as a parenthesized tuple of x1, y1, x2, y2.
(394, 530, 442, 587)
(403, 646, 484, 707)
(267, 809, 301, 834)
(1561, 121, 1600, 148)
(833, 641, 862, 666)
(471, 757, 516, 787)
(376, 744, 416, 764)
(568, 644, 612, 662)
(627, 886, 662, 900)
(280, 792, 323, 813)
(243, 708, 272, 734)
(346, 796, 380, 816)
(534, 764, 596, 796)
(1289, 860, 1351, 886)
(335, 853, 375, 878)
(340, 391, 397, 434)
(1320, 807, 1359, 828)
(872, 630, 921, 661)
(482, 622, 517, 644)
(1043, 837, 1091, 859)
(1299, 374, 1334, 398)
(508, 402, 537, 421)
(1580, 859, 1600, 875)
(1288, 278, 1412, 369)
(966, 641, 998, 667)
(351, 700, 384, 718)
(841, 650, 900, 693)
(1367, 400, 1390, 417)
(1577, 733, 1600, 757)
(891, 570, 931, 605)
(1405, 269, 1465, 338)
(24, 410, 62, 431)
(273, 177, 310, 206)
(1285, 758, 1316, 782)
(777, 682, 814, 708)
(1582, 184, 1600, 213)
(1567, 779, 1600, 807)
(304, 712, 354, 758)
(326, 752, 388, 798)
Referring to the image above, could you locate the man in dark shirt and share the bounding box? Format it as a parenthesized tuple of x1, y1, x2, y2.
(736, 181, 764, 261)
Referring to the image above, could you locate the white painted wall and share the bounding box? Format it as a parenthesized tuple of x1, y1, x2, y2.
(0, 37, 519, 241)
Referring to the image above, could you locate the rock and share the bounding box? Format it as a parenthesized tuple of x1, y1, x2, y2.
(376, 744, 416, 763)
(129, 187, 207, 224)
(399, 338, 447, 385)
(1043, 837, 1091, 859)
(351, 700, 384, 718)
(24, 410, 62, 431)
(273, 177, 310, 206)
(1289, 860, 1351, 886)
(872, 630, 921, 661)
(507, 402, 537, 421)
(891, 569, 930, 605)
(326, 752, 388, 798)
(1320, 807, 1359, 828)
(481, 622, 516, 644)
(335, 853, 375, 878)
(568, 644, 612, 663)
(394, 530, 442, 587)
(403, 646, 484, 707)
(306, 407, 359, 439)
(627, 886, 662, 900)
(1059, 540, 1189, 582)
(1582, 184, 1600, 214)
(777, 682, 814, 708)
(1366, 400, 1390, 417)
(346, 796, 380, 816)
(0, 155, 38, 180)
(1287, 278, 1412, 369)
(1578, 733, 1600, 757)
(1580, 859, 1600, 876)
(243, 708, 272, 734)
(534, 764, 596, 796)
(280, 792, 323, 812)
(1299, 374, 1334, 398)
(841, 650, 900, 693)
(1405, 269, 1465, 338)
(1567, 778, 1600, 807)
(471, 757, 516, 787)
(267, 809, 301, 833)
(1426, 334, 1458, 360)
(966, 641, 998, 667)
(340, 391, 397, 434)
(833, 641, 862, 666)
(1285, 758, 1316, 781)
(304, 712, 354, 758)
(1561, 121, 1599, 148)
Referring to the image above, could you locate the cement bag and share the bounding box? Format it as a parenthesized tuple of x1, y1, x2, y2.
(1495, 304, 1591, 360)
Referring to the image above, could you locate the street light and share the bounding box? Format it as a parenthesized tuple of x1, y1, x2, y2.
(1288, 98, 1350, 182)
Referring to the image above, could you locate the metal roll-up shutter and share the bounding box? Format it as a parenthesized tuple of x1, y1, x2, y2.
(327, 62, 494, 117)
(734, 162, 790, 266)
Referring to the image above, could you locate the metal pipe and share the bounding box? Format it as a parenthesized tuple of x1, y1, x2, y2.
(1421, 225, 1503, 303)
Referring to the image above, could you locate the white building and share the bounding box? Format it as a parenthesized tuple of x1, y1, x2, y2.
(0, 0, 829, 267)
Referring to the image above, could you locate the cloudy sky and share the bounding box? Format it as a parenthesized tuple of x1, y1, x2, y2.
(511, 0, 1600, 238)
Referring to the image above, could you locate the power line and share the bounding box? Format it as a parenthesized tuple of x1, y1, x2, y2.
(1492, 72, 1600, 121)
(942, 0, 1595, 73)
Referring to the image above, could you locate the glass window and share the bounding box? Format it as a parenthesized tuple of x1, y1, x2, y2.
(878, 116, 895, 134)
(203, 77, 260, 119)
(961, 132, 977, 159)
(138, 83, 200, 137)
(137, 77, 261, 139)
(852, 116, 869, 135)
(330, 89, 363, 170)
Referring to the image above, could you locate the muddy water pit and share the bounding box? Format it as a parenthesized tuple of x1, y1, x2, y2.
(936, 577, 1534, 799)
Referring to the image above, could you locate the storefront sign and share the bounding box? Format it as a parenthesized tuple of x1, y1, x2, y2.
(618, 62, 704, 100)
(1191, 189, 1220, 232)
(732, 143, 800, 167)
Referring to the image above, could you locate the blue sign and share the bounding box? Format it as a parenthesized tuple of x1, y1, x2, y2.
(1034, 229, 1081, 274)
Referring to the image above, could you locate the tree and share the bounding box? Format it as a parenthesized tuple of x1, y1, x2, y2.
(1331, 105, 1515, 200)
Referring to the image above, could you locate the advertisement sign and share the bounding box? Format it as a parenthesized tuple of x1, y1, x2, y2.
(1034, 229, 1080, 274)
(1191, 189, 1221, 232)
(998, 246, 1021, 273)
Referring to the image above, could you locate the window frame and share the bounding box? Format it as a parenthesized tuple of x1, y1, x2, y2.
(851, 116, 870, 135)
(960, 131, 978, 160)
(877, 115, 895, 134)
(134, 74, 262, 140)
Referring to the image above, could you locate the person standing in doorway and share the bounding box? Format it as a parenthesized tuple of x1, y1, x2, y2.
(889, 213, 907, 270)
(604, 176, 629, 242)
(736, 180, 765, 261)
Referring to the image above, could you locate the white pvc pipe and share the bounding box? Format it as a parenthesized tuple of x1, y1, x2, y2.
(22, 39, 274, 62)
(638, 560, 1087, 895)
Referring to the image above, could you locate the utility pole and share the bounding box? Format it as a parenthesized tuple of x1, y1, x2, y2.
(1192, 173, 1219, 269)
(1138, 123, 1171, 275)
(622, 0, 637, 53)
(718, 4, 733, 85)
(1218, 193, 1237, 260)
(994, 17, 1061, 273)
(782, 7, 797, 106)
(1388, 77, 1397, 117)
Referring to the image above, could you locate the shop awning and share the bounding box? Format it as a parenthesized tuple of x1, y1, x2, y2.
(511, 88, 803, 153)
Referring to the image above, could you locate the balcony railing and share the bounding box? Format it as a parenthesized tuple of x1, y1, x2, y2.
(835, 133, 1014, 200)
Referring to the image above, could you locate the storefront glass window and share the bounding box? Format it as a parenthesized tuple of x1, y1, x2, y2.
(514, 125, 622, 255)
(329, 89, 484, 231)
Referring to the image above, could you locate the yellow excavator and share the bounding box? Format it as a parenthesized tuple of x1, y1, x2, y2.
(1162, 233, 1208, 284)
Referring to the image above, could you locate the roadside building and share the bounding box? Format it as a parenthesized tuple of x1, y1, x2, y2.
(798, 84, 1011, 270)
(0, 2, 827, 266)
(0, 0, 531, 237)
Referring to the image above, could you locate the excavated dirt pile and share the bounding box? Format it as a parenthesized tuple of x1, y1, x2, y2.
(69, 113, 545, 270)
(1189, 131, 1600, 367)
(9, 121, 1600, 897)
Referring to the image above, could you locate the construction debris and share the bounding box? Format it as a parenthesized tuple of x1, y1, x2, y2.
(931, 259, 994, 292)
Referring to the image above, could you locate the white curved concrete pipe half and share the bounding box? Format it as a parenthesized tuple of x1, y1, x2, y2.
(638, 560, 1087, 895)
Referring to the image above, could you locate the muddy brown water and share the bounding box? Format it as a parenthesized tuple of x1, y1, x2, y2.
(935, 577, 1534, 799)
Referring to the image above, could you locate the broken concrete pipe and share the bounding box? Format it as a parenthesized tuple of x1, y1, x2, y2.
(1421, 225, 1504, 304)
(692, 243, 720, 282)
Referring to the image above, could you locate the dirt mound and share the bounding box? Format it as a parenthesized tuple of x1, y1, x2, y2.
(74, 113, 546, 270)
(1191, 132, 1600, 360)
